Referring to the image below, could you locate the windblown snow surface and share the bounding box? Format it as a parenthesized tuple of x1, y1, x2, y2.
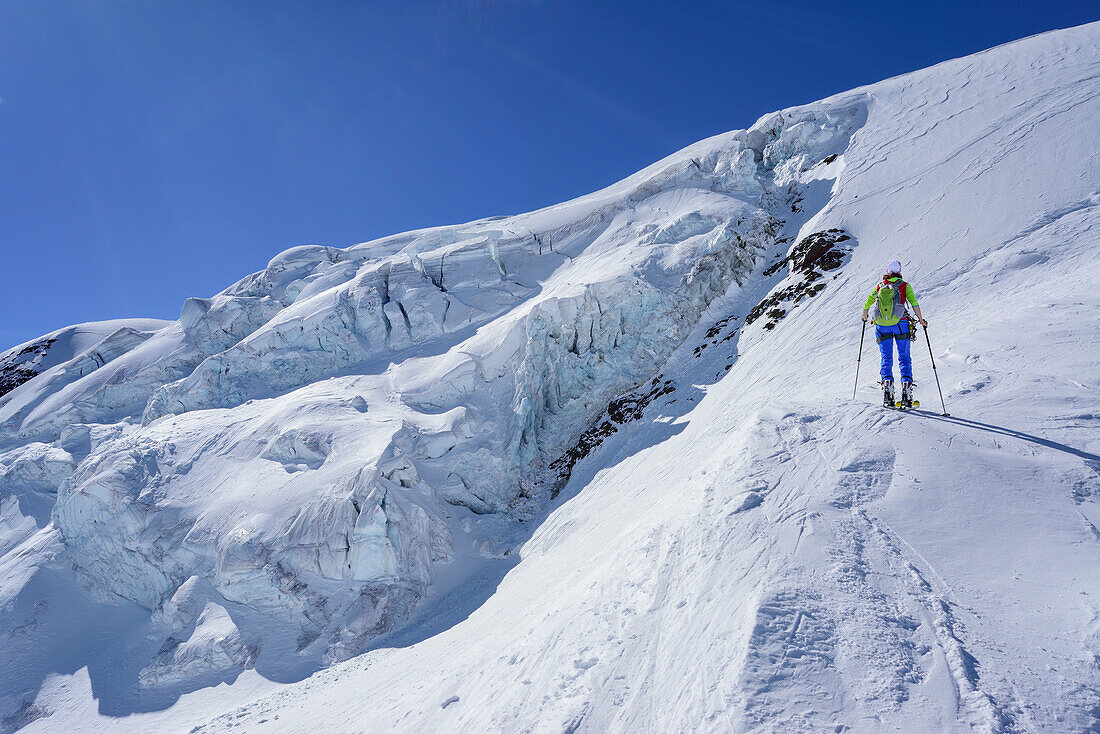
(2, 22, 1099, 734)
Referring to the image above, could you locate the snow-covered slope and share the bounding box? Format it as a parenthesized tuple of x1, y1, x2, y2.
(3, 22, 1100, 734)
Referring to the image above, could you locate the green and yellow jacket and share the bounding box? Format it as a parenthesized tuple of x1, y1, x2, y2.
(863, 275, 919, 326)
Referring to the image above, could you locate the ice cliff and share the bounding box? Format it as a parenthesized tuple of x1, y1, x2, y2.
(2, 100, 863, 682)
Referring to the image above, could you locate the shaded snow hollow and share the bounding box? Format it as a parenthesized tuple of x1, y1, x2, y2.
(3, 21, 1100, 734)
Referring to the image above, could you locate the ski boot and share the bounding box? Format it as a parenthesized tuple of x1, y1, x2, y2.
(882, 379, 895, 408)
(898, 381, 914, 409)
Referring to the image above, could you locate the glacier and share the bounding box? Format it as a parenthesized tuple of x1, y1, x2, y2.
(2, 20, 1100, 734)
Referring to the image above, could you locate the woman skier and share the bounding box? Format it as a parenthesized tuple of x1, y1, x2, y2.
(861, 260, 927, 408)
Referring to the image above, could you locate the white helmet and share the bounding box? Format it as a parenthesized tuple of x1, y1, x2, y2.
(885, 260, 902, 275)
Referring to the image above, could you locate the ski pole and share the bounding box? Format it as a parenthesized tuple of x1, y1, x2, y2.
(922, 325, 949, 416)
(853, 320, 867, 400)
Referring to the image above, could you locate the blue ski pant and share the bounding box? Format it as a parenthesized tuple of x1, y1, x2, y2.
(876, 322, 912, 383)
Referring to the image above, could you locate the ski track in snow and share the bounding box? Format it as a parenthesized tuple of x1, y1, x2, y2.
(4, 20, 1100, 734)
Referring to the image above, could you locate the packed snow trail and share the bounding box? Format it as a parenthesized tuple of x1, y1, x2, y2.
(4, 21, 1100, 734)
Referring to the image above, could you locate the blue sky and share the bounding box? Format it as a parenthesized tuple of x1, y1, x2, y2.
(1, 1, 1096, 350)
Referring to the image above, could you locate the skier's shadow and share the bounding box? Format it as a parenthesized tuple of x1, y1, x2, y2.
(910, 411, 1100, 465)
